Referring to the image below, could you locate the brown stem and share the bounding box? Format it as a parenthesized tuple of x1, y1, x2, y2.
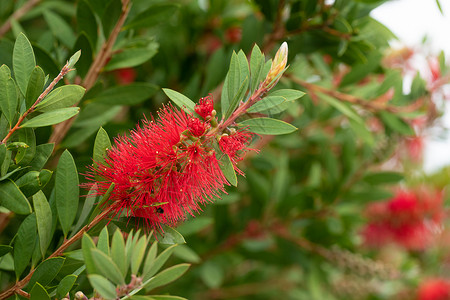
(1, 63, 73, 145)
(0, 207, 112, 300)
(286, 74, 409, 113)
(262, 0, 286, 53)
(0, 0, 41, 37)
(48, 0, 132, 146)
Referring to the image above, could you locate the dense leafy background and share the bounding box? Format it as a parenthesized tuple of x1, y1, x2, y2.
(0, 0, 449, 299)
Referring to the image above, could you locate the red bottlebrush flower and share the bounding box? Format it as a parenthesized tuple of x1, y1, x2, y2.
(362, 187, 443, 250)
(187, 117, 207, 137)
(114, 68, 137, 85)
(85, 105, 228, 231)
(219, 129, 255, 175)
(418, 279, 450, 300)
(195, 95, 214, 119)
(225, 26, 242, 44)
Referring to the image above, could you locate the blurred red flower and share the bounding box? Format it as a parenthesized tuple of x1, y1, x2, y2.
(418, 279, 450, 300)
(362, 188, 443, 250)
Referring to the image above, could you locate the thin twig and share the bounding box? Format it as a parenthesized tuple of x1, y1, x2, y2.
(1, 63, 73, 145)
(286, 73, 421, 113)
(48, 0, 132, 146)
(0, 0, 41, 37)
(0, 207, 113, 300)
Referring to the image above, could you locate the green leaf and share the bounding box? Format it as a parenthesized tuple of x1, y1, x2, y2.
(70, 184, 97, 236)
(35, 85, 85, 112)
(363, 172, 404, 185)
(238, 117, 297, 135)
(33, 191, 52, 257)
(0, 245, 12, 257)
(131, 235, 147, 275)
(144, 263, 190, 292)
(82, 233, 98, 274)
(248, 89, 305, 113)
(13, 33, 36, 96)
(76, 0, 98, 48)
(88, 182, 114, 223)
(102, 0, 121, 37)
(162, 88, 195, 114)
(25, 66, 45, 109)
(0, 180, 31, 214)
(142, 245, 177, 281)
(88, 274, 117, 300)
(14, 127, 36, 165)
(86, 0, 112, 17)
(30, 282, 50, 300)
(340, 53, 382, 87)
(21, 107, 80, 128)
(218, 153, 237, 186)
(14, 213, 37, 278)
(43, 10, 76, 48)
(15, 170, 52, 197)
(172, 245, 201, 264)
(319, 93, 363, 124)
(68, 50, 82, 69)
(249, 44, 265, 93)
(142, 241, 157, 278)
(93, 127, 111, 169)
(97, 226, 110, 255)
(29, 143, 54, 171)
(379, 111, 414, 135)
(124, 3, 179, 30)
(159, 226, 186, 245)
(90, 83, 158, 106)
(224, 76, 248, 120)
(111, 229, 127, 277)
(176, 217, 213, 237)
(73, 34, 92, 78)
(104, 43, 159, 71)
(91, 249, 125, 285)
(56, 274, 77, 299)
(56, 150, 79, 237)
(0, 65, 18, 125)
(28, 257, 65, 288)
(200, 261, 224, 288)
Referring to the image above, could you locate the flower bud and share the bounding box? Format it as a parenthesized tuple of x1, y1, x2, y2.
(264, 42, 288, 89)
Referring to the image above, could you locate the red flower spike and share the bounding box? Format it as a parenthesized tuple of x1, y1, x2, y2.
(187, 117, 207, 137)
(361, 187, 444, 250)
(418, 279, 450, 300)
(85, 105, 228, 231)
(195, 95, 214, 119)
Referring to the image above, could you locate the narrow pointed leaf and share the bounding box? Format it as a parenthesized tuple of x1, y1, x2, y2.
(0, 180, 32, 214)
(25, 66, 45, 109)
(131, 235, 147, 274)
(30, 282, 50, 300)
(14, 213, 37, 278)
(91, 249, 125, 285)
(0, 65, 18, 125)
(28, 257, 65, 288)
(88, 274, 117, 300)
(93, 127, 111, 168)
(82, 234, 98, 274)
(13, 33, 36, 96)
(142, 245, 177, 281)
(35, 85, 85, 112)
(162, 88, 195, 114)
(56, 275, 77, 299)
(97, 226, 109, 255)
(33, 191, 52, 257)
(111, 229, 127, 276)
(56, 150, 79, 236)
(218, 153, 237, 186)
(159, 226, 185, 245)
(238, 117, 297, 135)
(144, 264, 190, 291)
(21, 107, 80, 128)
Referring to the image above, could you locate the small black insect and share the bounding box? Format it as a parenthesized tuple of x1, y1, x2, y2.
(156, 207, 164, 214)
